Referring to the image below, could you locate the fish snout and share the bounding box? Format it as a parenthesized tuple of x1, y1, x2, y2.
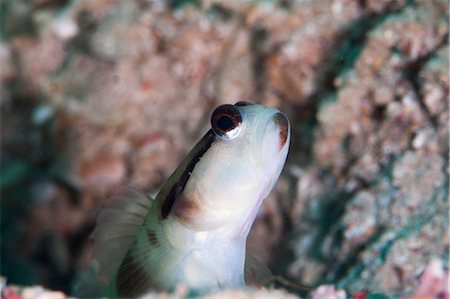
(272, 112, 290, 150)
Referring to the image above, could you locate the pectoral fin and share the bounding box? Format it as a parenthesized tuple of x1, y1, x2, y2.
(75, 186, 153, 297)
(244, 254, 273, 288)
(114, 218, 186, 297)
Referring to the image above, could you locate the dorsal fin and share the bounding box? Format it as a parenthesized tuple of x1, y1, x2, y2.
(244, 254, 273, 288)
(75, 186, 153, 297)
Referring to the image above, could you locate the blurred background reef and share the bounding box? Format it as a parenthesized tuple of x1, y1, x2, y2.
(0, 0, 448, 298)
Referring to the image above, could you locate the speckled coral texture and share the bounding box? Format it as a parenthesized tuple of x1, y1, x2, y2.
(1, 0, 448, 298)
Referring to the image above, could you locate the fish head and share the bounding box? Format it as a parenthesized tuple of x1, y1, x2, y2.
(168, 101, 291, 235)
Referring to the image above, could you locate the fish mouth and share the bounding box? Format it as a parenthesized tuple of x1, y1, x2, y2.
(272, 112, 290, 150)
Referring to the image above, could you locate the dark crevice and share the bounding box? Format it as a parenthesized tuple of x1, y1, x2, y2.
(286, 2, 406, 168)
(167, 0, 200, 10)
(68, 10, 99, 57)
(315, 2, 406, 94)
(278, 0, 293, 10)
(357, 0, 367, 10)
(341, 134, 359, 174)
(402, 33, 449, 130)
(269, 173, 298, 282)
(308, 187, 358, 260)
(207, 3, 235, 22)
(372, 105, 387, 123)
(378, 210, 434, 263)
(65, 10, 119, 65)
(249, 25, 268, 99)
(327, 225, 386, 283)
(0, 1, 37, 39)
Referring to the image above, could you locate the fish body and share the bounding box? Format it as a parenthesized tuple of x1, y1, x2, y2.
(77, 102, 290, 298)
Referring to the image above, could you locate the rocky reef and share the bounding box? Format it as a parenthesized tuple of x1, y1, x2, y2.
(1, 0, 448, 298)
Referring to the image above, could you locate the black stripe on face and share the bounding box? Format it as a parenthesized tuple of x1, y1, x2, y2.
(160, 130, 215, 219)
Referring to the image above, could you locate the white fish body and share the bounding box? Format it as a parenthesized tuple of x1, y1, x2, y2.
(76, 102, 290, 298)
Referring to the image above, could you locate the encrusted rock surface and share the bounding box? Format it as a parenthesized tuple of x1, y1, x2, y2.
(1, 0, 448, 298)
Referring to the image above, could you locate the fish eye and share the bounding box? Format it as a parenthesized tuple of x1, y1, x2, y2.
(211, 104, 242, 140)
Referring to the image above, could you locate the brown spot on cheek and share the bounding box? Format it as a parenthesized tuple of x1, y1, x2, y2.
(174, 194, 201, 222)
(272, 113, 289, 150)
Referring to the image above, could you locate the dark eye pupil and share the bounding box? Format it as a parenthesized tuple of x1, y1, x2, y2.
(217, 115, 234, 131)
(211, 104, 242, 139)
